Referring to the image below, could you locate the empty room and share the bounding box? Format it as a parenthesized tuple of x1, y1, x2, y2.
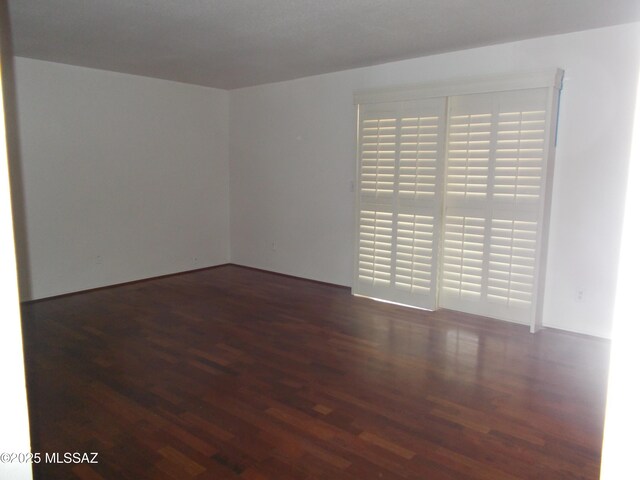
(1, 0, 639, 479)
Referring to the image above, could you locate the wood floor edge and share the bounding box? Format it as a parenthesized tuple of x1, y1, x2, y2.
(227, 263, 351, 291)
(20, 264, 608, 342)
(20, 263, 351, 305)
(20, 263, 234, 304)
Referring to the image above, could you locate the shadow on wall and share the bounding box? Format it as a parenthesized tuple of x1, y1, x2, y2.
(1, 1, 32, 301)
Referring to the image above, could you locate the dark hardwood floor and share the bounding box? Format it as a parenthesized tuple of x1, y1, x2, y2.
(21, 265, 610, 479)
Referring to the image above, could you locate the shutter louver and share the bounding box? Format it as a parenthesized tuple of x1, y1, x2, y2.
(358, 209, 393, 286)
(399, 116, 439, 200)
(395, 213, 434, 294)
(446, 113, 491, 200)
(360, 118, 397, 198)
(442, 215, 485, 299)
(494, 110, 546, 202)
(488, 217, 537, 308)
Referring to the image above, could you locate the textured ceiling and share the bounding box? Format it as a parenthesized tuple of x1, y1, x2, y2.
(8, 0, 640, 90)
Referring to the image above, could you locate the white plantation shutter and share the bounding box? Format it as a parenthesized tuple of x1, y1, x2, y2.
(494, 109, 547, 201)
(356, 104, 398, 295)
(354, 99, 446, 309)
(353, 70, 562, 331)
(395, 213, 434, 295)
(446, 112, 491, 200)
(360, 116, 397, 199)
(439, 88, 554, 325)
(398, 114, 441, 200)
(487, 216, 537, 308)
(441, 213, 486, 300)
(358, 208, 393, 286)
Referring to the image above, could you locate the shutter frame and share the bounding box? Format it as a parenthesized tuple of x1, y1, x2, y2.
(352, 70, 563, 332)
(353, 99, 446, 310)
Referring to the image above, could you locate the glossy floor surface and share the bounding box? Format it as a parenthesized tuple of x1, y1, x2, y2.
(21, 265, 610, 479)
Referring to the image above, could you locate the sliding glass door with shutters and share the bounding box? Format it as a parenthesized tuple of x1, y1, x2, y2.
(440, 88, 552, 325)
(353, 70, 562, 332)
(354, 98, 446, 310)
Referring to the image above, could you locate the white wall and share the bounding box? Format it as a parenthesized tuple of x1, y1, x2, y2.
(230, 23, 640, 338)
(14, 58, 230, 300)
